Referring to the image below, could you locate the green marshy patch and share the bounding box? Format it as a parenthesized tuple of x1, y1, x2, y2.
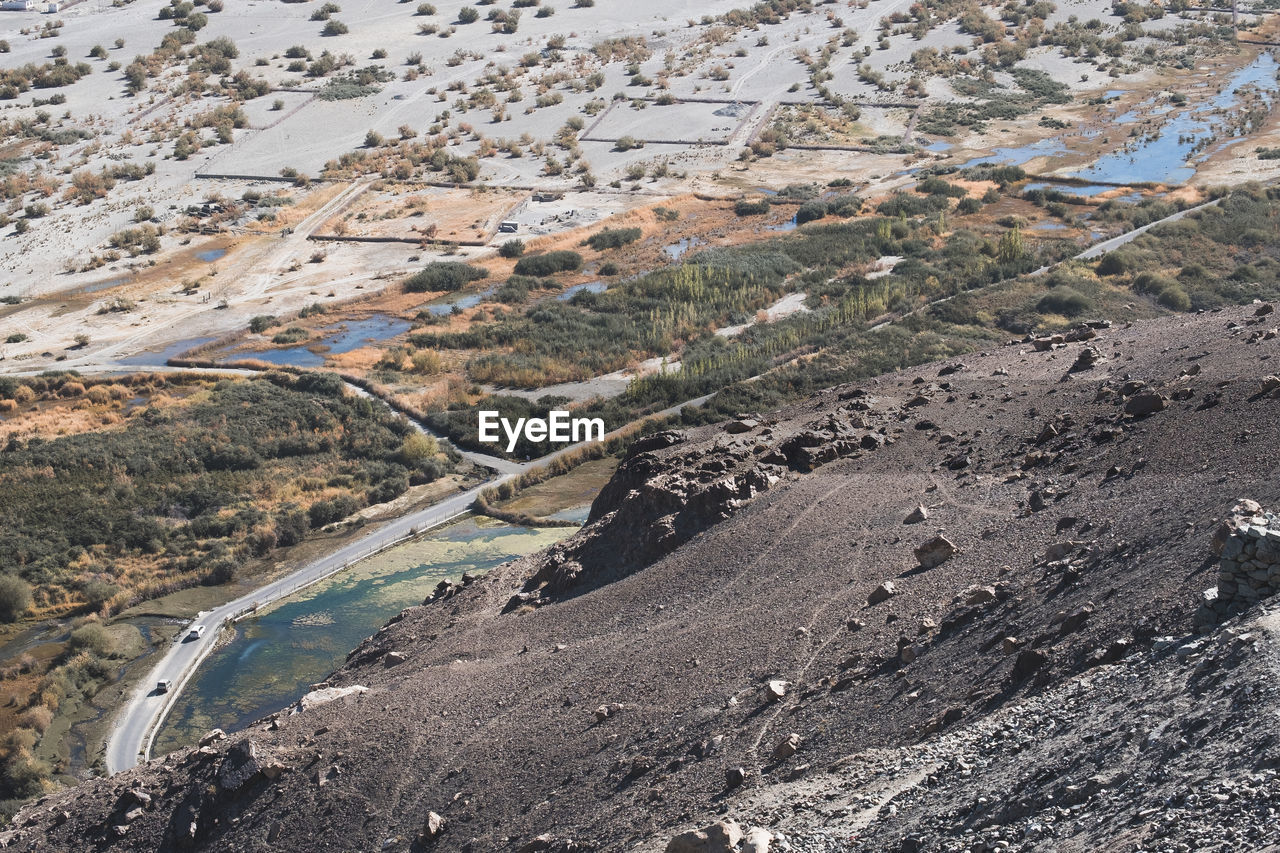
(153, 516, 573, 755)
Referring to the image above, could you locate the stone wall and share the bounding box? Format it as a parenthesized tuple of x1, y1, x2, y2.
(1197, 500, 1280, 630)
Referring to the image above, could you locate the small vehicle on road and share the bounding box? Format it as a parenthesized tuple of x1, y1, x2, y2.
(185, 625, 205, 641)
(156, 679, 172, 694)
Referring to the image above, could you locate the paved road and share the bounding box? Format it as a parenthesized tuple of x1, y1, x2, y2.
(1072, 198, 1220, 260)
(103, 479, 495, 774)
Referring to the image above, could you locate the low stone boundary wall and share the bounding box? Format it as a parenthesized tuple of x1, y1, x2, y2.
(1196, 500, 1280, 629)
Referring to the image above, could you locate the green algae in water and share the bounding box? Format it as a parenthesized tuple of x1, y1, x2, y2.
(152, 516, 573, 756)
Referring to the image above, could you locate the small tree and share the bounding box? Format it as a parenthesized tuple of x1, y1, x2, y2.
(498, 239, 525, 258)
(398, 431, 439, 466)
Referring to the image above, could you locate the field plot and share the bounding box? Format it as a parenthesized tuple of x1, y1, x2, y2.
(584, 99, 757, 146)
(201, 93, 413, 178)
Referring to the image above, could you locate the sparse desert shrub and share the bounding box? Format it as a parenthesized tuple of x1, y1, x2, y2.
(499, 239, 525, 258)
(17, 707, 51, 735)
(271, 327, 310, 344)
(0, 576, 31, 623)
(109, 224, 161, 255)
(68, 624, 113, 656)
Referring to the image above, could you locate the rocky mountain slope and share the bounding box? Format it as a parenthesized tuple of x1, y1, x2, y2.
(9, 304, 1280, 852)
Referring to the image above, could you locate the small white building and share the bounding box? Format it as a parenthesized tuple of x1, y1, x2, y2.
(0, 0, 36, 11)
(45, 1, 58, 11)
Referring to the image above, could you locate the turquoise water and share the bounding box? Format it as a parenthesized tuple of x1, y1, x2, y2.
(152, 516, 575, 756)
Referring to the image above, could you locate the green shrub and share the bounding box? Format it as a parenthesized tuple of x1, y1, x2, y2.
(1096, 250, 1137, 276)
(404, 261, 488, 292)
(734, 198, 770, 216)
(585, 227, 641, 250)
(498, 239, 525, 258)
(513, 250, 582, 276)
(271, 327, 310, 344)
(795, 201, 827, 225)
(1036, 287, 1092, 317)
(1156, 284, 1190, 311)
(308, 494, 359, 527)
(917, 176, 967, 198)
(249, 315, 278, 334)
(827, 195, 862, 217)
(496, 276, 533, 303)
